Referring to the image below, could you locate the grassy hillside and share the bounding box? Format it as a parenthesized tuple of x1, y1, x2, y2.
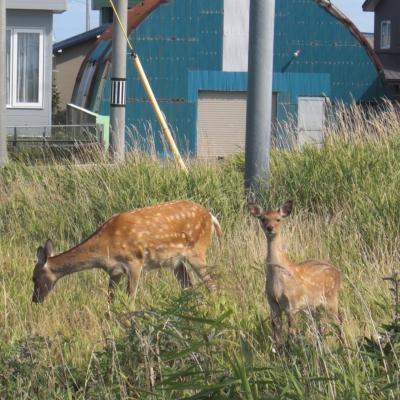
(0, 103, 399, 398)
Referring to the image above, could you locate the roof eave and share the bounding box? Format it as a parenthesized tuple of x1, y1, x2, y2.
(6, 0, 67, 13)
(362, 0, 381, 12)
(53, 25, 108, 52)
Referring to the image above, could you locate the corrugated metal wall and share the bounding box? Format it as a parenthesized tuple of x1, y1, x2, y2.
(100, 0, 224, 155)
(94, 0, 384, 156)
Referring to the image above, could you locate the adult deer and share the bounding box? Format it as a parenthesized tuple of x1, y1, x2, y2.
(249, 201, 342, 343)
(32, 200, 222, 304)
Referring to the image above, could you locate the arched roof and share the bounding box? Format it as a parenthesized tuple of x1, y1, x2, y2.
(315, 0, 383, 72)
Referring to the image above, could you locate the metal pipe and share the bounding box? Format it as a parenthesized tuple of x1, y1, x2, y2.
(109, 0, 128, 162)
(244, 0, 275, 197)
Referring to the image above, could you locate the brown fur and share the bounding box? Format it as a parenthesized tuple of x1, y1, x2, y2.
(249, 201, 342, 343)
(32, 200, 222, 304)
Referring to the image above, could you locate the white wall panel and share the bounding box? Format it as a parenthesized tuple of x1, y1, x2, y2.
(223, 0, 250, 72)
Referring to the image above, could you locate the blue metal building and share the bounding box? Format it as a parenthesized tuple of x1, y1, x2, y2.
(72, 0, 385, 157)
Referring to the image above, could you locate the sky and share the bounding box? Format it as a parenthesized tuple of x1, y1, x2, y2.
(53, 0, 374, 43)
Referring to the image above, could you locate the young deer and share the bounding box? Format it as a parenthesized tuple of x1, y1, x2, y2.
(32, 200, 222, 304)
(249, 201, 341, 343)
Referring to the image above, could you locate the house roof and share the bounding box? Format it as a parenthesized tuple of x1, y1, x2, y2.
(54, 0, 167, 54)
(6, 0, 67, 13)
(362, 0, 382, 11)
(53, 25, 108, 53)
(316, 0, 383, 72)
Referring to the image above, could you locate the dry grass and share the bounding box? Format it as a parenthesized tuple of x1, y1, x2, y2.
(0, 102, 399, 398)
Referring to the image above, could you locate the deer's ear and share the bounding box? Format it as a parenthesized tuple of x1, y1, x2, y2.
(44, 239, 54, 258)
(36, 246, 47, 265)
(249, 204, 264, 218)
(279, 201, 293, 218)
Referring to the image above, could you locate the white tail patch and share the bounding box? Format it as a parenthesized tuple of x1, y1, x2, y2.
(210, 214, 223, 241)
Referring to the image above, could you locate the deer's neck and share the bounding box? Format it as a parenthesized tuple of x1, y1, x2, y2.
(47, 241, 108, 279)
(266, 234, 291, 268)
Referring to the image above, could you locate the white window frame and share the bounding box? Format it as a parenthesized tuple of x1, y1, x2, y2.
(6, 28, 11, 108)
(7, 27, 44, 109)
(380, 20, 391, 50)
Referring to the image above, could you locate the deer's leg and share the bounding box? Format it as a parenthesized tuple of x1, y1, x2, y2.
(270, 306, 283, 345)
(174, 262, 193, 289)
(108, 273, 123, 302)
(311, 308, 325, 337)
(327, 297, 341, 323)
(287, 311, 298, 339)
(326, 298, 344, 342)
(127, 262, 143, 304)
(186, 255, 217, 292)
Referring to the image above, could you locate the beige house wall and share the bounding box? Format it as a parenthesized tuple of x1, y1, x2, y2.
(53, 40, 97, 111)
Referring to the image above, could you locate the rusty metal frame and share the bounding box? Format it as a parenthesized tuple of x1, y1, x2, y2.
(315, 0, 383, 72)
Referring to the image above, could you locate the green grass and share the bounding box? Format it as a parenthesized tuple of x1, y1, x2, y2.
(0, 102, 399, 398)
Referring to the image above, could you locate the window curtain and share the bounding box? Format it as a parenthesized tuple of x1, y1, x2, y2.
(16, 32, 40, 104)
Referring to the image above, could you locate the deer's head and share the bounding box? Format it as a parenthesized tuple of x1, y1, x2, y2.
(249, 201, 293, 239)
(32, 239, 57, 303)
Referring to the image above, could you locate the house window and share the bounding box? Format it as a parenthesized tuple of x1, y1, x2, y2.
(381, 20, 391, 50)
(6, 28, 44, 108)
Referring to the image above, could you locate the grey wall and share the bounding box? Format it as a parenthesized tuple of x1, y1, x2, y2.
(6, 10, 53, 129)
(54, 39, 98, 110)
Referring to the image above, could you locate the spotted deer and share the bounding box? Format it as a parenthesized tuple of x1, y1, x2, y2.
(32, 200, 222, 304)
(249, 201, 342, 343)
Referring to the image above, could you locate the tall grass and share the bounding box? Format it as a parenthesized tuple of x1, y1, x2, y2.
(0, 102, 399, 398)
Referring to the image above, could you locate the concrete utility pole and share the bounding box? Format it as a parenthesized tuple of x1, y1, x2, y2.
(86, 0, 90, 31)
(0, 0, 7, 167)
(244, 0, 275, 197)
(110, 0, 128, 162)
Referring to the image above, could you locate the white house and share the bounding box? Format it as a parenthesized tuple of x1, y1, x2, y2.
(6, 0, 66, 132)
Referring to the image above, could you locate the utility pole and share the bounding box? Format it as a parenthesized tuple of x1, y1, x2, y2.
(110, 0, 127, 162)
(244, 0, 275, 198)
(0, 0, 7, 167)
(86, 0, 90, 31)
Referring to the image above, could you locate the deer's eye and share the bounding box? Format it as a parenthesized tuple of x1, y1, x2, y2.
(276, 218, 281, 222)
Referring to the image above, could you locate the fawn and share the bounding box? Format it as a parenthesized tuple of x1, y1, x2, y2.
(249, 200, 342, 343)
(32, 200, 222, 304)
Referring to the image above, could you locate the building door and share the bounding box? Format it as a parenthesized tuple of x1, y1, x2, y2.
(197, 91, 277, 159)
(297, 97, 326, 147)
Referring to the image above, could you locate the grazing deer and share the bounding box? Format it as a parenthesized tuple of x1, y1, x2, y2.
(249, 201, 342, 343)
(32, 200, 222, 304)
